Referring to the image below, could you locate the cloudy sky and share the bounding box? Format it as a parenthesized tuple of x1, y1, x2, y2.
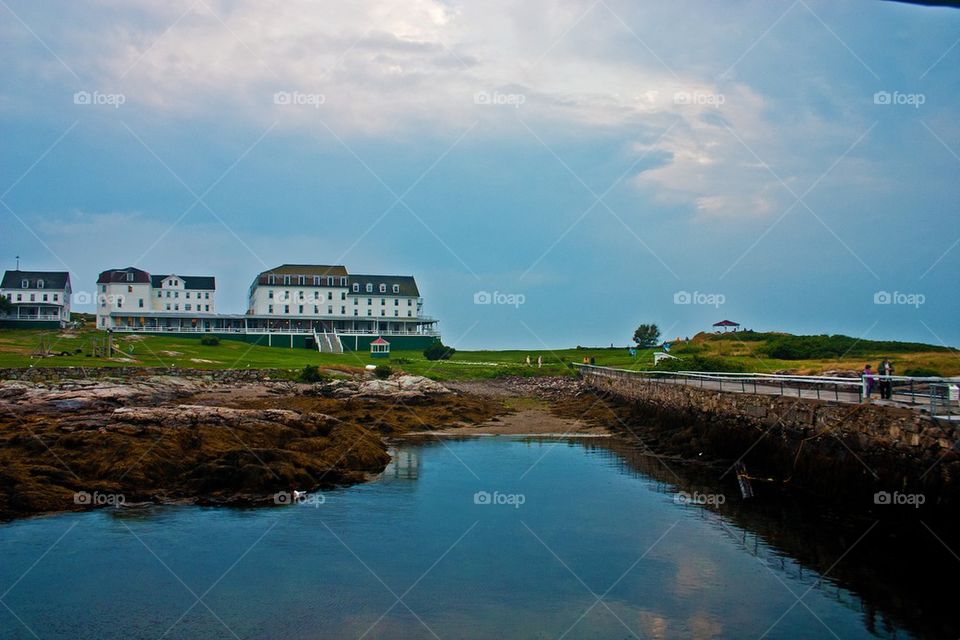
(1, 0, 958, 349)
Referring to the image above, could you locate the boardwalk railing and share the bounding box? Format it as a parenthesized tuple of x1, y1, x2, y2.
(574, 363, 960, 411)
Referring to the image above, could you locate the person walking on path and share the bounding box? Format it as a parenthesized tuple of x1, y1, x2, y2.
(537, 355, 542, 368)
(862, 364, 876, 400)
(878, 359, 894, 400)
(525, 355, 531, 367)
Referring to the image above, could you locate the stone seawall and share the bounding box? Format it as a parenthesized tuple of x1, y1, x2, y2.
(580, 370, 960, 505)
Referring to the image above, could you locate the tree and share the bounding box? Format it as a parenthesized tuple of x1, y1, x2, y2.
(423, 342, 456, 361)
(0, 294, 11, 315)
(632, 324, 660, 349)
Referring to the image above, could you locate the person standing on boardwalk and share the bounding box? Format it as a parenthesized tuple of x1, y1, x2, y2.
(862, 364, 875, 400)
(525, 355, 531, 367)
(878, 359, 894, 399)
(537, 355, 542, 368)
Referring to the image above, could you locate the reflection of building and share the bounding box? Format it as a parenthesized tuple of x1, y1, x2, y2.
(0, 270, 72, 327)
(383, 448, 421, 481)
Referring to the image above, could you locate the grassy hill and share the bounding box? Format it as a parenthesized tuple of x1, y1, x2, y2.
(0, 326, 956, 379)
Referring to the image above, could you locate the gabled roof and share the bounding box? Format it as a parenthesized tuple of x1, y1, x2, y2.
(150, 275, 216, 290)
(371, 337, 390, 344)
(97, 267, 151, 284)
(260, 264, 348, 277)
(348, 275, 420, 297)
(2, 270, 71, 289)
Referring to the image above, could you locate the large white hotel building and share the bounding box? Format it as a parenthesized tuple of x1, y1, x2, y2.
(94, 264, 438, 352)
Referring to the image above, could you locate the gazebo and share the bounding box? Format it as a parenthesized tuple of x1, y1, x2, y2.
(370, 336, 391, 359)
(713, 320, 740, 332)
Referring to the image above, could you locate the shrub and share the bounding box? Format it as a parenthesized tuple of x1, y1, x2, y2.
(374, 364, 393, 379)
(298, 365, 325, 383)
(761, 334, 947, 361)
(903, 367, 943, 378)
(423, 342, 456, 361)
(655, 355, 746, 373)
(200, 336, 220, 346)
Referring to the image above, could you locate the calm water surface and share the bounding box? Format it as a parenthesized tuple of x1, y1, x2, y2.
(0, 438, 914, 639)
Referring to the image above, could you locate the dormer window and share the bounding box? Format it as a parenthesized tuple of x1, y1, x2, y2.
(21, 279, 28, 288)
(267, 275, 276, 285)
(37, 280, 44, 289)
(298, 276, 305, 285)
(379, 284, 386, 293)
(392, 284, 399, 294)
(313, 276, 320, 286)
(327, 276, 334, 286)
(340, 277, 347, 286)
(352, 283, 359, 292)
(126, 272, 134, 282)
(283, 275, 291, 285)
(365, 283, 373, 293)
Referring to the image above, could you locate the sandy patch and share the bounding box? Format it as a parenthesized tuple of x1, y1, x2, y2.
(190, 358, 217, 364)
(410, 408, 609, 437)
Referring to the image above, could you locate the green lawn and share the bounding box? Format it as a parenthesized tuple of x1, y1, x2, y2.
(1, 327, 957, 379)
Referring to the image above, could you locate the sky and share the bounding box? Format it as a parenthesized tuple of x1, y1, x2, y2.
(0, 0, 958, 350)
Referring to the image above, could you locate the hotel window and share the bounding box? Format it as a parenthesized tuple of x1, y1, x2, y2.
(327, 291, 332, 300)
(284, 291, 290, 300)
(392, 284, 399, 293)
(327, 305, 333, 314)
(380, 298, 385, 305)
(205, 292, 209, 299)
(127, 285, 133, 293)
(313, 291, 319, 300)
(16, 294, 22, 301)
(185, 304, 191, 311)
(313, 276, 320, 286)
(298, 305, 304, 314)
(174, 292, 179, 298)
(101, 285, 107, 293)
(284, 305, 290, 314)
(166, 303, 171, 311)
(340, 306, 345, 314)
(268, 290, 274, 299)
(173, 304, 178, 311)
(354, 309, 358, 316)
(166, 291, 171, 298)
(205, 305, 209, 312)
(365, 283, 373, 293)
(283, 276, 291, 285)
(38, 280, 45, 289)
(394, 299, 399, 306)
(157, 291, 162, 298)
(30, 294, 35, 301)
(327, 277, 334, 286)
(43, 293, 48, 301)
(268, 275, 276, 284)
(407, 311, 412, 317)
(379, 284, 386, 293)
(340, 277, 347, 286)
(185, 292, 190, 299)
(138, 299, 144, 308)
(352, 283, 359, 292)
(367, 309, 372, 316)
(367, 298, 372, 305)
(314, 305, 318, 314)
(298, 276, 305, 285)
(380, 309, 385, 316)
(353, 298, 358, 305)
(394, 310, 399, 317)
(340, 292, 345, 300)
(53, 294, 58, 301)
(21, 279, 28, 288)
(298, 291, 304, 300)
(268, 304, 273, 313)
(407, 299, 412, 306)
(126, 273, 134, 282)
